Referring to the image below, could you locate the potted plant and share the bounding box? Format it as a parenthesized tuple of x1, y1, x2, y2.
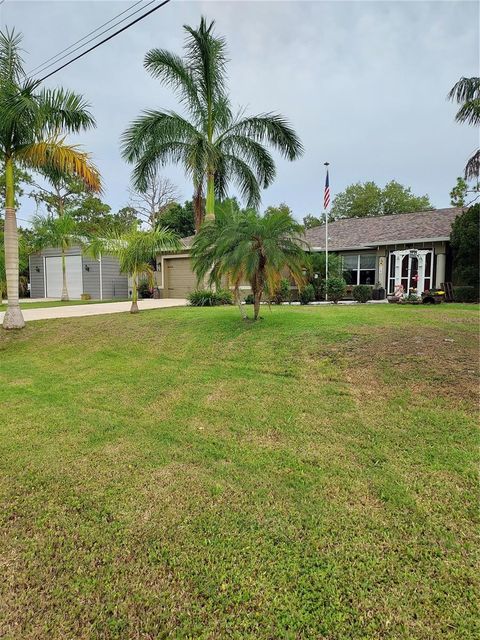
(372, 281, 385, 300)
(421, 288, 445, 304)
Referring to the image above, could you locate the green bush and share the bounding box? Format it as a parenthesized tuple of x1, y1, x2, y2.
(271, 278, 291, 304)
(244, 293, 254, 305)
(326, 277, 347, 303)
(299, 283, 315, 305)
(187, 289, 233, 306)
(352, 284, 372, 303)
(453, 286, 477, 303)
(138, 279, 153, 299)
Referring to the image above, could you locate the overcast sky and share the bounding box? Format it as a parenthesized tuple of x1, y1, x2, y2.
(2, 0, 479, 223)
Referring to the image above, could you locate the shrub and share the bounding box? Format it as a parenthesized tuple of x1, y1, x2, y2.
(451, 204, 479, 291)
(244, 293, 254, 304)
(352, 284, 372, 303)
(299, 283, 315, 305)
(453, 286, 477, 303)
(271, 278, 291, 304)
(138, 279, 153, 299)
(187, 289, 233, 306)
(326, 277, 347, 303)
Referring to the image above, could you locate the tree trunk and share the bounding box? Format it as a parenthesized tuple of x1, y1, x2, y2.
(193, 185, 204, 232)
(205, 172, 215, 222)
(2, 157, 25, 330)
(60, 245, 69, 301)
(130, 271, 139, 313)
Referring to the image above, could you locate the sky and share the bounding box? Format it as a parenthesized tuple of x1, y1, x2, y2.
(1, 0, 479, 224)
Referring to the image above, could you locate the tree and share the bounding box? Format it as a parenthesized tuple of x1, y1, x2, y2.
(0, 166, 32, 209)
(159, 200, 195, 237)
(122, 17, 303, 231)
(128, 171, 179, 228)
(330, 180, 433, 220)
(0, 29, 100, 329)
(450, 176, 480, 207)
(448, 77, 480, 180)
(303, 214, 323, 229)
(450, 203, 479, 292)
(30, 213, 82, 301)
(86, 226, 181, 313)
(191, 203, 307, 320)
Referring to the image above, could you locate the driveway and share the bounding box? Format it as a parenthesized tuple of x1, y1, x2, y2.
(0, 299, 187, 323)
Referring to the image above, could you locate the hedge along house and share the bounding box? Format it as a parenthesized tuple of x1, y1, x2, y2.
(153, 207, 462, 299)
(29, 246, 128, 300)
(304, 207, 462, 295)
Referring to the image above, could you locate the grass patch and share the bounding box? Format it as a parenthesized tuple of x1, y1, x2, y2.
(0, 304, 478, 638)
(0, 298, 128, 311)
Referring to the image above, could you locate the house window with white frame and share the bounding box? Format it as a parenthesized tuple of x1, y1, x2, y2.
(342, 254, 376, 285)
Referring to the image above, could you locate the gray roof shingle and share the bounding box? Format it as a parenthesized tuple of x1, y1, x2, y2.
(305, 207, 462, 251)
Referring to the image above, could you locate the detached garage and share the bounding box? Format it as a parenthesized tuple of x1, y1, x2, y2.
(29, 246, 128, 300)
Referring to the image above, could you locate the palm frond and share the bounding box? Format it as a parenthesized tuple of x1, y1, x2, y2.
(0, 28, 25, 84)
(465, 149, 480, 181)
(36, 88, 96, 135)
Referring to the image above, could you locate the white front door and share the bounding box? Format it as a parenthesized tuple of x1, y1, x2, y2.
(45, 255, 83, 298)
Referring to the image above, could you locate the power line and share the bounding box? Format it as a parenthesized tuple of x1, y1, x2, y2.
(36, 0, 172, 83)
(29, 0, 156, 78)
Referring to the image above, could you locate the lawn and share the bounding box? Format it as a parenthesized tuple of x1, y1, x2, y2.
(0, 304, 478, 639)
(0, 298, 127, 311)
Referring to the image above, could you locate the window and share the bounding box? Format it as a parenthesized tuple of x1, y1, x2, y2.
(342, 254, 376, 286)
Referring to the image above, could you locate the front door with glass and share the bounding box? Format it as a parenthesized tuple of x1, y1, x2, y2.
(387, 249, 433, 295)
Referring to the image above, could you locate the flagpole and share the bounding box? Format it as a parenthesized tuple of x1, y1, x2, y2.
(324, 162, 330, 301)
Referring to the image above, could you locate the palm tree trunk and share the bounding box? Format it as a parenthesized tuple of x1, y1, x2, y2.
(2, 156, 25, 330)
(130, 271, 139, 313)
(60, 244, 69, 301)
(253, 288, 262, 320)
(193, 184, 204, 232)
(205, 171, 215, 221)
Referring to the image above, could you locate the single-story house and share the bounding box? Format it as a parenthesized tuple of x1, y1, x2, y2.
(154, 207, 462, 298)
(29, 247, 128, 299)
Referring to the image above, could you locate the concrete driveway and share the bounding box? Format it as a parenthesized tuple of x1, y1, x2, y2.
(0, 299, 187, 323)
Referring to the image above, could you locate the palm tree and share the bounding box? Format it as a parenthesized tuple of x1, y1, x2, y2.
(191, 204, 308, 320)
(86, 226, 181, 313)
(0, 29, 100, 329)
(448, 77, 480, 181)
(30, 213, 83, 301)
(122, 17, 303, 231)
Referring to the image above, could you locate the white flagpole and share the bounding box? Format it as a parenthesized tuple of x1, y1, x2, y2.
(324, 162, 329, 301)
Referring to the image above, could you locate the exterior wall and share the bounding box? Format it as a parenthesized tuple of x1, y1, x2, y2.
(82, 256, 101, 299)
(29, 254, 45, 298)
(100, 255, 128, 299)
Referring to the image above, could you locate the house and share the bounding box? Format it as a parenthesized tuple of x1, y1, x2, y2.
(153, 207, 462, 298)
(29, 246, 128, 300)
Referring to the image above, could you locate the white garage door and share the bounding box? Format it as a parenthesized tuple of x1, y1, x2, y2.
(46, 256, 83, 299)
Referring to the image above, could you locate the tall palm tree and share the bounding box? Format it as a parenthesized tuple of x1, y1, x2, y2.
(191, 204, 308, 320)
(30, 213, 83, 301)
(448, 77, 480, 181)
(122, 17, 303, 231)
(0, 29, 100, 329)
(86, 226, 181, 313)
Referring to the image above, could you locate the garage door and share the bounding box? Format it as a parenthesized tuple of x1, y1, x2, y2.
(165, 257, 197, 298)
(46, 255, 83, 298)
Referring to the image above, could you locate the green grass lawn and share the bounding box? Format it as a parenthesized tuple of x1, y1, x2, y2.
(0, 304, 478, 639)
(0, 298, 128, 311)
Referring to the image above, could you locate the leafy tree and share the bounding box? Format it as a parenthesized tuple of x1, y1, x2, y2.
(191, 203, 307, 320)
(30, 213, 82, 301)
(330, 180, 433, 221)
(450, 203, 479, 292)
(303, 214, 323, 229)
(448, 77, 480, 180)
(0, 166, 32, 209)
(450, 176, 479, 207)
(122, 17, 303, 231)
(86, 226, 181, 313)
(159, 200, 195, 237)
(0, 29, 100, 329)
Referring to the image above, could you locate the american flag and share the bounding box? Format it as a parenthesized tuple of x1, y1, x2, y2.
(324, 170, 330, 210)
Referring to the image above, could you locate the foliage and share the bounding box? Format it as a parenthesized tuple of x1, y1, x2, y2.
(450, 204, 479, 292)
(326, 277, 347, 303)
(244, 293, 254, 304)
(187, 288, 233, 306)
(122, 17, 303, 229)
(452, 285, 477, 303)
(303, 214, 323, 229)
(449, 177, 479, 207)
(299, 283, 315, 305)
(304, 252, 343, 300)
(352, 284, 372, 303)
(86, 226, 181, 312)
(270, 278, 291, 304)
(137, 278, 154, 299)
(330, 180, 433, 220)
(448, 77, 480, 180)
(191, 201, 308, 319)
(0, 166, 32, 208)
(159, 200, 196, 237)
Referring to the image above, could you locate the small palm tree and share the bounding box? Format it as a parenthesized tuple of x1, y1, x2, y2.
(448, 77, 480, 180)
(0, 29, 100, 329)
(86, 226, 181, 313)
(191, 204, 308, 320)
(122, 17, 303, 231)
(31, 213, 83, 301)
